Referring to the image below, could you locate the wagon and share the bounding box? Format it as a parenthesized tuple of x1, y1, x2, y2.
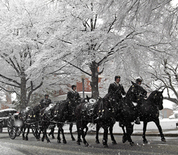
(7, 112, 22, 139)
(7, 111, 41, 140)
(0, 108, 21, 139)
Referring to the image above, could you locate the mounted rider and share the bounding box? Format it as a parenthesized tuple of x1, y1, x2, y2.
(133, 78, 147, 124)
(67, 85, 81, 104)
(66, 85, 81, 115)
(40, 94, 52, 109)
(108, 75, 126, 103)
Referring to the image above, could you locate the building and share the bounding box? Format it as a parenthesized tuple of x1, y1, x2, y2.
(160, 108, 174, 118)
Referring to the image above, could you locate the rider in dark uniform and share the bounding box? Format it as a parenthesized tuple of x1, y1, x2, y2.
(40, 94, 52, 109)
(67, 85, 81, 104)
(134, 78, 147, 124)
(108, 76, 126, 102)
(66, 85, 81, 116)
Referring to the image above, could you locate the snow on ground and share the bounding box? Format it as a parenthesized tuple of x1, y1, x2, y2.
(59, 118, 178, 134)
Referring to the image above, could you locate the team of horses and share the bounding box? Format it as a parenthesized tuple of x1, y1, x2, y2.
(16, 81, 166, 147)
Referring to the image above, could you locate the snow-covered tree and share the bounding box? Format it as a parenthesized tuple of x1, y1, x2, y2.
(0, 0, 55, 108)
(30, 0, 177, 99)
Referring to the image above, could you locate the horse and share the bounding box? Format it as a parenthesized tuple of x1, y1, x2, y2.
(138, 90, 166, 143)
(48, 123, 75, 141)
(37, 103, 57, 143)
(19, 103, 56, 142)
(18, 104, 41, 141)
(95, 81, 147, 146)
(116, 81, 148, 145)
(75, 97, 94, 146)
(52, 99, 81, 144)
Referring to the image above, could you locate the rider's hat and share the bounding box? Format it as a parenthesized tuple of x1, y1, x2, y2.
(115, 76, 121, 81)
(136, 78, 142, 84)
(71, 85, 76, 89)
(45, 94, 49, 97)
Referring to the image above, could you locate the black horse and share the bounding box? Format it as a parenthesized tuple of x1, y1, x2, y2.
(19, 104, 41, 141)
(52, 99, 80, 144)
(19, 103, 55, 142)
(95, 81, 147, 146)
(116, 81, 148, 145)
(138, 90, 166, 143)
(75, 97, 94, 146)
(37, 104, 56, 143)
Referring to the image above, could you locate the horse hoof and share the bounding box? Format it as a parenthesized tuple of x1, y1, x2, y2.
(41, 139, 44, 142)
(122, 137, 127, 143)
(77, 141, 80, 145)
(130, 142, 134, 146)
(72, 137, 75, 141)
(57, 140, 61, 143)
(96, 140, 100, 144)
(143, 139, 148, 144)
(161, 138, 166, 142)
(26, 137, 28, 141)
(112, 141, 117, 145)
(47, 140, 51, 143)
(63, 140, 67, 144)
(84, 142, 89, 147)
(103, 144, 108, 148)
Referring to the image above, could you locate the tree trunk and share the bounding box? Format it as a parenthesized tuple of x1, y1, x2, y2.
(90, 61, 99, 99)
(20, 71, 27, 109)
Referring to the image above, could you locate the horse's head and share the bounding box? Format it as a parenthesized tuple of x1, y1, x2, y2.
(127, 81, 147, 102)
(148, 90, 164, 110)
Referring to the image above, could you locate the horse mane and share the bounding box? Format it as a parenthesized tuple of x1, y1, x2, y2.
(147, 90, 159, 101)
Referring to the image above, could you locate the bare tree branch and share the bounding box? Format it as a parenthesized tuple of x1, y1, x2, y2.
(0, 74, 20, 86)
(63, 60, 92, 76)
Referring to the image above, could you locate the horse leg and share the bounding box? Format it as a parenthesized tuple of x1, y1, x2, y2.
(60, 125, 67, 144)
(109, 123, 117, 144)
(121, 125, 127, 143)
(154, 119, 166, 142)
(57, 124, 61, 143)
(95, 123, 100, 144)
(125, 123, 134, 146)
(69, 123, 75, 141)
(22, 126, 26, 140)
(76, 122, 81, 145)
(44, 127, 50, 143)
(76, 121, 89, 146)
(84, 125, 88, 137)
(143, 121, 148, 143)
(49, 125, 55, 139)
(102, 126, 108, 147)
(25, 127, 30, 140)
(81, 125, 89, 147)
(41, 125, 46, 142)
(37, 127, 42, 140)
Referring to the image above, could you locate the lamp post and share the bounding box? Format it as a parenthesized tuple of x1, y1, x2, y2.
(81, 74, 85, 98)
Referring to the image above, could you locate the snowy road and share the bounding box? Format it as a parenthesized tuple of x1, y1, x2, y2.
(0, 132, 178, 155)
